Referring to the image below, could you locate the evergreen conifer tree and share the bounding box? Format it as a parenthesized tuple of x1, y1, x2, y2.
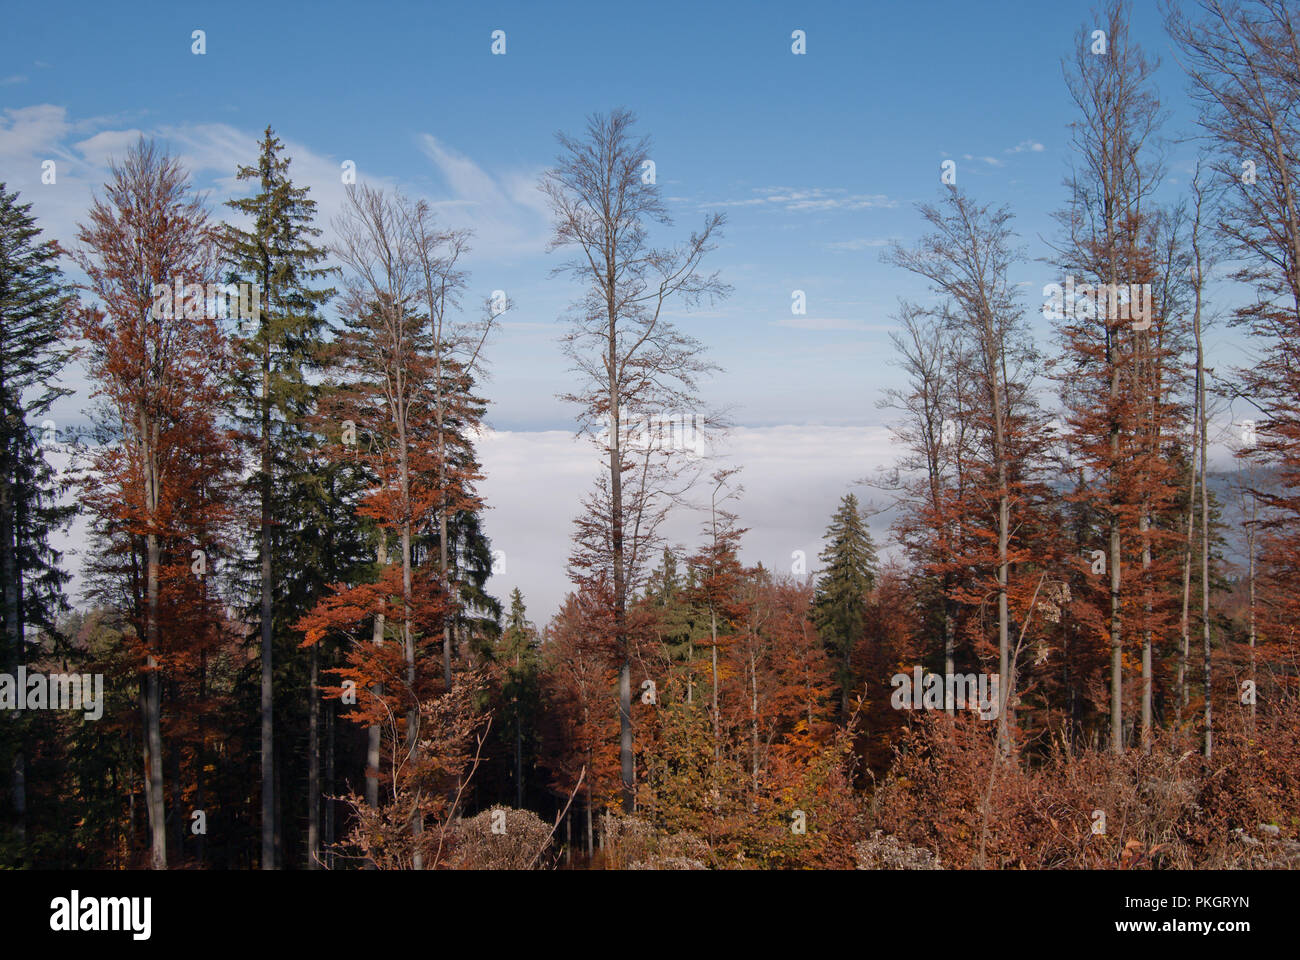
(812, 493, 878, 714)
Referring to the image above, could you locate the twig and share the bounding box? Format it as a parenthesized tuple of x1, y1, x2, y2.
(527, 766, 587, 870)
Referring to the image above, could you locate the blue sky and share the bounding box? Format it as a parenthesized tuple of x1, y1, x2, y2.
(0, 0, 1255, 618)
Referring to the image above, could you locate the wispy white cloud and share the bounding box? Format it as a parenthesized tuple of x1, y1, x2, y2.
(194, 125, 398, 240)
(1007, 139, 1045, 154)
(416, 134, 551, 256)
(64, 121, 397, 250)
(1, 106, 104, 258)
(73, 128, 145, 168)
(962, 153, 1004, 168)
(825, 237, 896, 252)
(690, 186, 894, 213)
(0, 104, 71, 158)
(6, 109, 543, 270)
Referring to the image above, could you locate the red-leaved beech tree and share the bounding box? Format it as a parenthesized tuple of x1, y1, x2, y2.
(71, 137, 240, 869)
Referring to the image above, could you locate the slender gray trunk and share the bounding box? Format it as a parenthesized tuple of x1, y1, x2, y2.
(1140, 508, 1152, 754)
(1139, 326, 1154, 754)
(325, 673, 335, 868)
(1109, 350, 1123, 755)
(260, 354, 274, 870)
(1191, 199, 1211, 758)
(143, 414, 167, 869)
(1196, 287, 1212, 759)
(710, 608, 719, 756)
(367, 536, 386, 813)
(308, 642, 320, 869)
(1247, 495, 1257, 729)
(943, 590, 955, 715)
(749, 648, 759, 791)
(1178, 399, 1198, 728)
(585, 787, 593, 857)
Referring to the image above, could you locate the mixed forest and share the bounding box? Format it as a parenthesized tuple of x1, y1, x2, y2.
(1, 1, 1298, 870)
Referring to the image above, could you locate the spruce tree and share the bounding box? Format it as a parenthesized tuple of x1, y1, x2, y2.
(0, 183, 72, 867)
(443, 508, 501, 662)
(812, 493, 878, 715)
(222, 127, 334, 869)
(497, 588, 539, 808)
(646, 548, 698, 697)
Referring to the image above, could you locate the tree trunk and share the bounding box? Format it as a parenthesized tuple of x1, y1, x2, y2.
(260, 351, 275, 871)
(514, 667, 523, 808)
(1, 461, 27, 866)
(585, 787, 593, 857)
(1108, 346, 1124, 755)
(196, 649, 207, 866)
(1247, 494, 1257, 730)
(398, 409, 422, 869)
(1140, 509, 1152, 754)
(1178, 403, 1198, 730)
(308, 642, 320, 869)
(604, 281, 633, 814)
(325, 672, 335, 868)
(1139, 323, 1155, 755)
(710, 608, 719, 756)
(982, 308, 1012, 756)
(1196, 289, 1212, 759)
(143, 416, 167, 869)
(138, 675, 151, 867)
(436, 336, 454, 690)
(274, 739, 283, 866)
(1191, 196, 1211, 759)
(618, 660, 632, 813)
(749, 648, 759, 792)
(367, 536, 386, 813)
(943, 585, 955, 715)
(168, 686, 183, 860)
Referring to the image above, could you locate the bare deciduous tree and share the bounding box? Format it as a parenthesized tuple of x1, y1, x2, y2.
(1054, 0, 1169, 753)
(888, 188, 1041, 755)
(542, 108, 730, 812)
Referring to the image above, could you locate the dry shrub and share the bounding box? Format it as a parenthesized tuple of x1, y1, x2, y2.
(448, 807, 556, 870)
(854, 830, 941, 869)
(1231, 823, 1300, 868)
(630, 830, 711, 869)
(598, 814, 660, 869)
(868, 703, 1300, 869)
(659, 831, 710, 861)
(1182, 702, 1300, 867)
(598, 815, 714, 869)
(627, 855, 709, 870)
